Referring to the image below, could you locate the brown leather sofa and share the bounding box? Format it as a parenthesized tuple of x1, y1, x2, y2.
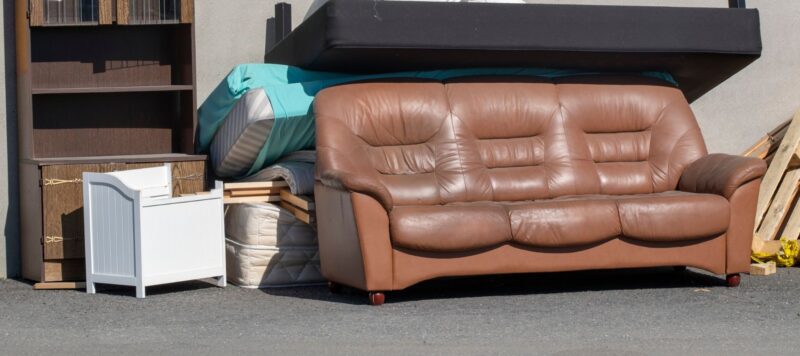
(313, 76, 767, 305)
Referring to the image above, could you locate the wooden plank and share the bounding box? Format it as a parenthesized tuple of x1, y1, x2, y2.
(280, 190, 315, 211)
(224, 181, 288, 190)
(116, 0, 129, 25)
(33, 282, 86, 290)
(180, 0, 194, 23)
(742, 136, 770, 159)
(766, 120, 793, 158)
(779, 198, 800, 240)
(752, 238, 783, 255)
(749, 262, 776, 276)
(756, 167, 800, 241)
(229, 189, 282, 197)
(224, 195, 281, 204)
(745, 118, 794, 159)
(755, 110, 800, 233)
(280, 202, 313, 225)
(98, 0, 114, 25)
(29, 0, 44, 26)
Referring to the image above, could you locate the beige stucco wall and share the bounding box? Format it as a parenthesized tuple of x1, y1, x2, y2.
(195, 0, 316, 104)
(1, 0, 797, 277)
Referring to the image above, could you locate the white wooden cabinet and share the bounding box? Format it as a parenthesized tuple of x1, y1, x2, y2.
(83, 165, 226, 298)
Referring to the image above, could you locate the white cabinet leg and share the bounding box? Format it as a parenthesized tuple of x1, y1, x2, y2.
(86, 281, 96, 294)
(216, 275, 227, 288)
(136, 285, 146, 299)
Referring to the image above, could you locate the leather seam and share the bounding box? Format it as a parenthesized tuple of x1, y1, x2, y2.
(663, 129, 694, 191)
(443, 84, 478, 201)
(553, 87, 588, 197)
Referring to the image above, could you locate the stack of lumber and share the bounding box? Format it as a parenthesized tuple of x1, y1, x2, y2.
(222, 181, 286, 204)
(747, 110, 800, 255)
(279, 190, 316, 225)
(220, 180, 316, 225)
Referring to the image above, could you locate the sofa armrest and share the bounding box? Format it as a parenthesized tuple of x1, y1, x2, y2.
(316, 146, 394, 210)
(678, 153, 767, 199)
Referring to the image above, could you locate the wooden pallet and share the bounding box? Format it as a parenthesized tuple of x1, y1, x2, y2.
(750, 110, 800, 253)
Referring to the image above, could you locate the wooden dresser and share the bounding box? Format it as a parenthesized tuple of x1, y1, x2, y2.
(14, 0, 204, 285)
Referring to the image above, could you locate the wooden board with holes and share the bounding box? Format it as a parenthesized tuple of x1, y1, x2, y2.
(756, 110, 800, 234)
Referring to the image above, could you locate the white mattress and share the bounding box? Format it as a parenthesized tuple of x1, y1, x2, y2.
(226, 240, 323, 288)
(225, 202, 322, 288)
(211, 88, 274, 178)
(225, 202, 317, 247)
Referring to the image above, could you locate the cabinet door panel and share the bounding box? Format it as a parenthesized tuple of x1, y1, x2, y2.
(42, 164, 109, 260)
(43, 259, 85, 282)
(171, 161, 206, 196)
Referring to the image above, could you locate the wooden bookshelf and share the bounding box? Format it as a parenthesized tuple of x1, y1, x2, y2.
(15, 0, 202, 283)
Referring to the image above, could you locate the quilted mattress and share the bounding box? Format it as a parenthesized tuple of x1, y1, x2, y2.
(225, 202, 323, 288)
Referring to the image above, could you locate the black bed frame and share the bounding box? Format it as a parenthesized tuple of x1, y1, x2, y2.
(273, 1, 748, 43)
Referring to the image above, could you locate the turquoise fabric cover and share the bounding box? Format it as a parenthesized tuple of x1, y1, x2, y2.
(198, 64, 676, 176)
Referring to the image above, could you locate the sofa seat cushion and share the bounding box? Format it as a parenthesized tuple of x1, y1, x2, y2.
(508, 197, 621, 248)
(390, 203, 512, 252)
(616, 191, 730, 242)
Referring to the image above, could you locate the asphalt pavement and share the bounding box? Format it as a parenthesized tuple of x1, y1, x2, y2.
(1, 267, 798, 355)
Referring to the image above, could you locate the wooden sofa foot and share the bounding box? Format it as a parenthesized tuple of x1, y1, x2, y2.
(368, 292, 385, 306)
(327, 281, 342, 294)
(726, 273, 741, 287)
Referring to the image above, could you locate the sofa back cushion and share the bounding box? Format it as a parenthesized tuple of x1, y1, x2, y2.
(314, 75, 708, 207)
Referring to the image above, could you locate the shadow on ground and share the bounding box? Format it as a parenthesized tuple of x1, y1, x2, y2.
(259, 267, 726, 305)
(10, 267, 725, 303)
